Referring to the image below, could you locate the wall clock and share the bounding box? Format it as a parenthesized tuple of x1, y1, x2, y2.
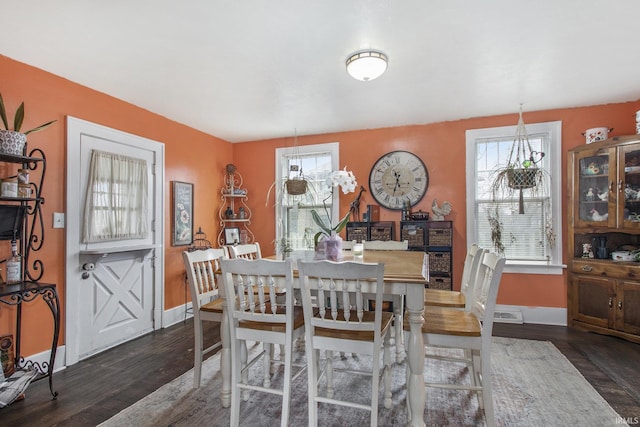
(368, 150, 429, 210)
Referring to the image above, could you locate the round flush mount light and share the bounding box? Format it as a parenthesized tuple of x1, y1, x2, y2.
(345, 50, 388, 81)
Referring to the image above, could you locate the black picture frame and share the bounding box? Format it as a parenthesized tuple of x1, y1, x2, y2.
(172, 181, 193, 246)
(224, 227, 241, 245)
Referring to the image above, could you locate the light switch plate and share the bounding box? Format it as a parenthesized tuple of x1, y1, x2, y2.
(53, 212, 65, 228)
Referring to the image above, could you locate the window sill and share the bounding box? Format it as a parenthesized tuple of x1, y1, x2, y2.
(503, 261, 566, 275)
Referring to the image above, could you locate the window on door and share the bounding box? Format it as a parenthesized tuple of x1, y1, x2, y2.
(466, 121, 563, 274)
(275, 142, 339, 252)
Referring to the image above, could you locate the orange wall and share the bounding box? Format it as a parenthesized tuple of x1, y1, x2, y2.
(0, 55, 232, 356)
(3, 53, 640, 358)
(234, 101, 640, 310)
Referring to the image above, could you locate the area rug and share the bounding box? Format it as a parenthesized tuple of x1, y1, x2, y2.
(99, 337, 625, 426)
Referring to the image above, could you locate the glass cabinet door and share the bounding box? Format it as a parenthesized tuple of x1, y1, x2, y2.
(574, 149, 613, 228)
(620, 144, 640, 230)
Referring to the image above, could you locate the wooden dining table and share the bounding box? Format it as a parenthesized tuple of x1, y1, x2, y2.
(218, 250, 429, 427)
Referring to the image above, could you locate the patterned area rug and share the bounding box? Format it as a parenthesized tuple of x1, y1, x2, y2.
(99, 337, 625, 426)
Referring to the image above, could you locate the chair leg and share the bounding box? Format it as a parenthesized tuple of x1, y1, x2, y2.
(263, 342, 272, 387)
(480, 349, 495, 426)
(326, 350, 334, 398)
(370, 346, 380, 427)
(383, 332, 392, 409)
(193, 318, 203, 388)
(306, 340, 319, 427)
(280, 337, 294, 427)
(230, 338, 242, 427)
(240, 340, 250, 401)
(394, 295, 405, 363)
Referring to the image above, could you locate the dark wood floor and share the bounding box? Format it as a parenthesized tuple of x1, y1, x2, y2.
(2, 321, 640, 426)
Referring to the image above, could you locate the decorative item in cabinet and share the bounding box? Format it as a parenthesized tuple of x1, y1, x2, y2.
(369, 221, 394, 241)
(400, 220, 427, 251)
(346, 221, 368, 242)
(218, 164, 254, 246)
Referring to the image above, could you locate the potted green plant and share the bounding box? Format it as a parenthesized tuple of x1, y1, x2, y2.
(0, 93, 56, 155)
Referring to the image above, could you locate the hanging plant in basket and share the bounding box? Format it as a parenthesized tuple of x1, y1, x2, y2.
(486, 106, 554, 253)
(284, 165, 308, 195)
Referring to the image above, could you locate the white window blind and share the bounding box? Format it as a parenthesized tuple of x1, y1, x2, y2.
(82, 150, 149, 242)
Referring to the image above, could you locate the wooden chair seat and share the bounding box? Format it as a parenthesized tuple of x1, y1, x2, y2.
(423, 288, 465, 308)
(239, 306, 305, 332)
(201, 298, 225, 313)
(414, 307, 481, 336)
(202, 293, 273, 314)
(314, 311, 394, 341)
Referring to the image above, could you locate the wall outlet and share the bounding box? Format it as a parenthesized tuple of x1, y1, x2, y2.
(53, 212, 65, 228)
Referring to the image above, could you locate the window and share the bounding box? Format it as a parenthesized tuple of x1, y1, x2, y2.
(275, 142, 339, 253)
(466, 121, 562, 274)
(83, 150, 149, 242)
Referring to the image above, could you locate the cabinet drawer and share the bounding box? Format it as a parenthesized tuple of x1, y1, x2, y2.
(571, 259, 640, 280)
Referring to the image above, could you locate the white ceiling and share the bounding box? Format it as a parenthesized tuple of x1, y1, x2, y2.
(2, 1, 640, 143)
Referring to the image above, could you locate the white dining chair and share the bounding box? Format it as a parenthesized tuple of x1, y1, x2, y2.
(424, 244, 486, 309)
(405, 251, 506, 426)
(362, 240, 409, 250)
(229, 242, 262, 260)
(182, 248, 228, 388)
(220, 258, 306, 427)
(297, 260, 393, 427)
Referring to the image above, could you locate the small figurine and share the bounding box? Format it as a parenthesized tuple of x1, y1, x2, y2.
(597, 190, 608, 201)
(225, 206, 234, 219)
(582, 243, 593, 258)
(586, 188, 595, 201)
(431, 199, 452, 221)
(591, 209, 608, 221)
(238, 207, 246, 219)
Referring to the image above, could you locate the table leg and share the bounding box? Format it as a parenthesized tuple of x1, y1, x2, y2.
(406, 288, 425, 427)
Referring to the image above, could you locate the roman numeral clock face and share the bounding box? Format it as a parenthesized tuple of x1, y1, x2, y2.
(368, 150, 429, 210)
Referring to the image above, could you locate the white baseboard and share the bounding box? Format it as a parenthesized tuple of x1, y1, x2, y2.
(20, 345, 67, 374)
(162, 302, 194, 328)
(495, 304, 567, 326)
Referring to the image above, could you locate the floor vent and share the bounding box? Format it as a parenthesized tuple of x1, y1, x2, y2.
(493, 310, 524, 324)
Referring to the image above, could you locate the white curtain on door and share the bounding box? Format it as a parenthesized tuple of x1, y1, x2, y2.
(82, 150, 149, 242)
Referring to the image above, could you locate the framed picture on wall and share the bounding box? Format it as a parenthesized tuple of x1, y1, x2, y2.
(224, 227, 241, 245)
(172, 181, 193, 246)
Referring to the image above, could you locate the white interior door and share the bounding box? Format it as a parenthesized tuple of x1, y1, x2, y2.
(65, 117, 164, 365)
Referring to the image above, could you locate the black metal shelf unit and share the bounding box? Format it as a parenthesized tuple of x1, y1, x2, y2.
(0, 148, 59, 399)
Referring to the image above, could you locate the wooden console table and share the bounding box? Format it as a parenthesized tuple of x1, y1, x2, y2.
(0, 281, 60, 398)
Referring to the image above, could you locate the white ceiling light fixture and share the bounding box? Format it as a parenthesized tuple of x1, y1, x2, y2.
(346, 50, 388, 81)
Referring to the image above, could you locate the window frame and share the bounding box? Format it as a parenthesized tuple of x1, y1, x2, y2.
(275, 142, 339, 253)
(465, 121, 564, 274)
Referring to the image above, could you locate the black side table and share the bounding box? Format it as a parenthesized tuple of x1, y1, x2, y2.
(0, 281, 60, 398)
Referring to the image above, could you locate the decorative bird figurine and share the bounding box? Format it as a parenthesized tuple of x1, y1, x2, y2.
(591, 209, 608, 221)
(431, 199, 452, 221)
(597, 190, 608, 201)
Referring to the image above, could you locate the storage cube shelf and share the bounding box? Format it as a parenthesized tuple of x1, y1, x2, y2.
(400, 220, 453, 290)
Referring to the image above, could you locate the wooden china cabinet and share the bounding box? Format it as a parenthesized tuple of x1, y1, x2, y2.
(568, 135, 640, 344)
